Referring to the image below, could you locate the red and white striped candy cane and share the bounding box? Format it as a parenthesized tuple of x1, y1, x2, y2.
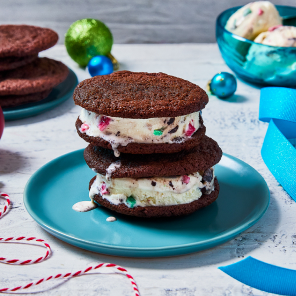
(0, 263, 140, 295)
(0, 236, 51, 265)
(0, 192, 10, 218)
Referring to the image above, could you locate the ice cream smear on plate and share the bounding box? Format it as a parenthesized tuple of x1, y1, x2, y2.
(72, 200, 97, 212)
(225, 1, 282, 40)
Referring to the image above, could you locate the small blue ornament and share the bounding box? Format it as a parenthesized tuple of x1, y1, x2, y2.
(88, 55, 113, 77)
(209, 72, 237, 99)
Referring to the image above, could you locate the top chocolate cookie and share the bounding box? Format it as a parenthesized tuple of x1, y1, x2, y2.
(0, 25, 58, 57)
(73, 71, 208, 118)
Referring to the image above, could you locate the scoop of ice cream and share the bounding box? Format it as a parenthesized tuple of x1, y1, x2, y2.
(244, 39, 296, 84)
(225, 1, 282, 40)
(254, 26, 296, 47)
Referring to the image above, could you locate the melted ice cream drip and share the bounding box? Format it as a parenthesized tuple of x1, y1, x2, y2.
(72, 201, 97, 212)
(106, 161, 121, 180)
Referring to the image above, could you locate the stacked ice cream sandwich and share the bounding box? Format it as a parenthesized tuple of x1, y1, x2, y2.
(74, 71, 222, 218)
(0, 25, 68, 108)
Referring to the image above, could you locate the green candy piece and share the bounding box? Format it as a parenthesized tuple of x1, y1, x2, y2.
(65, 18, 113, 67)
(243, 8, 252, 17)
(153, 129, 163, 136)
(153, 126, 167, 136)
(126, 196, 136, 208)
(232, 19, 237, 29)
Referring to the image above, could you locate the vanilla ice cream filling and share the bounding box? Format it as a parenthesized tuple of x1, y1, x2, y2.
(79, 109, 200, 156)
(89, 168, 215, 208)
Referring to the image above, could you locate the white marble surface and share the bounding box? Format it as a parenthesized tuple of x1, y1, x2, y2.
(0, 44, 293, 296)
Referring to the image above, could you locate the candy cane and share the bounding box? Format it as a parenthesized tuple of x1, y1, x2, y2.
(0, 236, 51, 265)
(0, 192, 140, 295)
(0, 263, 140, 295)
(0, 192, 10, 218)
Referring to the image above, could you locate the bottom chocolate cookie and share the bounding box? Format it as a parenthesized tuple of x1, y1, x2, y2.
(91, 178, 220, 218)
(0, 89, 52, 108)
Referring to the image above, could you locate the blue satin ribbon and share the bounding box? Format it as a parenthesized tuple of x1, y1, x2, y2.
(259, 87, 296, 200)
(219, 256, 296, 295)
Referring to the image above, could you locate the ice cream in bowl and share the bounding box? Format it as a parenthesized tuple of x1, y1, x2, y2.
(216, 2, 296, 86)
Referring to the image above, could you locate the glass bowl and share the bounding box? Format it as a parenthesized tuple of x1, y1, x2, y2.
(216, 5, 296, 86)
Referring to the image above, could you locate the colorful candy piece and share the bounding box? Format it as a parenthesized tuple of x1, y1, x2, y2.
(153, 129, 163, 136)
(100, 182, 109, 195)
(81, 123, 89, 132)
(126, 196, 136, 208)
(182, 175, 190, 184)
(98, 116, 111, 131)
(258, 8, 264, 15)
(232, 19, 237, 30)
(268, 25, 282, 32)
(185, 122, 195, 137)
(153, 126, 166, 136)
(243, 8, 252, 17)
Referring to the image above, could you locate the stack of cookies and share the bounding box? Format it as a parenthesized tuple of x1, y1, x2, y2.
(74, 71, 222, 218)
(0, 25, 69, 108)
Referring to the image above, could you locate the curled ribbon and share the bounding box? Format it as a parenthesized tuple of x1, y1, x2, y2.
(259, 87, 296, 200)
(219, 256, 296, 296)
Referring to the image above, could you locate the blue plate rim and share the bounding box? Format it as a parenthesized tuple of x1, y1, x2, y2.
(23, 149, 270, 253)
(3, 68, 78, 120)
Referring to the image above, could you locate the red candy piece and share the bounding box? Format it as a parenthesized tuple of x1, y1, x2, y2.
(0, 107, 4, 139)
(81, 123, 89, 132)
(268, 25, 282, 32)
(98, 116, 111, 131)
(258, 8, 264, 15)
(185, 122, 195, 137)
(182, 175, 190, 184)
(100, 182, 109, 195)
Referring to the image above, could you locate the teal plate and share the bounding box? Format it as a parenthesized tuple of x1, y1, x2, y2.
(3, 68, 78, 121)
(24, 150, 270, 258)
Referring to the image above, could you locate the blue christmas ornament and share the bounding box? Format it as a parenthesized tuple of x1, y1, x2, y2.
(88, 55, 113, 77)
(209, 72, 237, 99)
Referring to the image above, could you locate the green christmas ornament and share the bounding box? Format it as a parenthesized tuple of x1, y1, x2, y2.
(65, 18, 113, 67)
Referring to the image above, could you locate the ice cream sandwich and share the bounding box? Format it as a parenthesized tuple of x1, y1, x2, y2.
(84, 136, 222, 218)
(74, 71, 208, 156)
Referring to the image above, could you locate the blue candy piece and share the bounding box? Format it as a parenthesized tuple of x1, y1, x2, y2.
(210, 72, 237, 99)
(88, 55, 113, 77)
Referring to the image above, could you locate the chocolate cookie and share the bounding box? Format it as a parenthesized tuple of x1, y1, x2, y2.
(73, 71, 208, 118)
(76, 116, 206, 155)
(91, 178, 219, 218)
(0, 58, 69, 96)
(0, 25, 58, 57)
(0, 89, 52, 108)
(84, 135, 222, 178)
(0, 55, 37, 71)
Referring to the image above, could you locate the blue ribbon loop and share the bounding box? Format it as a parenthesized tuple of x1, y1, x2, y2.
(219, 256, 296, 295)
(259, 87, 296, 200)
